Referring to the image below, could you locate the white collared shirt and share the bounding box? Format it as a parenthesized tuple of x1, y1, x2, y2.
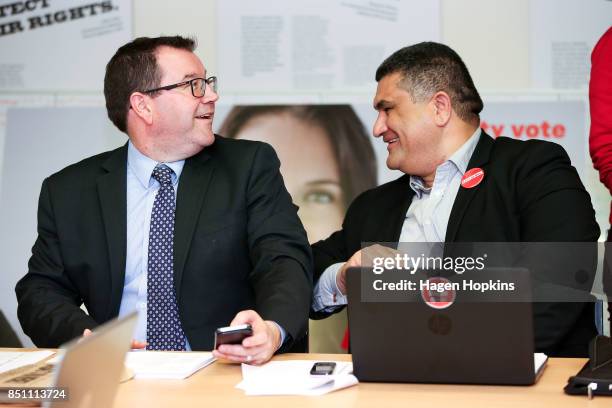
(312, 128, 485, 311)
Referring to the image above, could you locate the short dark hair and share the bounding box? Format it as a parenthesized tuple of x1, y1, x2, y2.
(219, 105, 377, 209)
(104, 35, 196, 133)
(375, 42, 483, 125)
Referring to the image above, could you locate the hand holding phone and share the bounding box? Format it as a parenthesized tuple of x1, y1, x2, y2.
(212, 310, 279, 365)
(214, 324, 253, 349)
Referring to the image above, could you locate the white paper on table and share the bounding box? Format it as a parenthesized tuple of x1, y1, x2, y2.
(534, 353, 548, 374)
(125, 351, 215, 379)
(0, 351, 55, 374)
(236, 360, 358, 396)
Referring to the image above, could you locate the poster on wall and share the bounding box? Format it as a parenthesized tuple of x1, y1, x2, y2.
(480, 100, 587, 176)
(0, 0, 132, 91)
(214, 99, 588, 188)
(529, 0, 612, 89)
(213, 97, 606, 243)
(217, 0, 441, 94)
(214, 103, 380, 244)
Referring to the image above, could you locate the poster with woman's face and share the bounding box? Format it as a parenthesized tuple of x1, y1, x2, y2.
(214, 104, 381, 244)
(229, 112, 345, 243)
(214, 99, 604, 241)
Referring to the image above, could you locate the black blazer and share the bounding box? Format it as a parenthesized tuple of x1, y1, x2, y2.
(16, 136, 313, 350)
(312, 132, 600, 357)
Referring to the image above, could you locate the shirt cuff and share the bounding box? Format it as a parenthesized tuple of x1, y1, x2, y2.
(312, 262, 348, 312)
(270, 321, 286, 351)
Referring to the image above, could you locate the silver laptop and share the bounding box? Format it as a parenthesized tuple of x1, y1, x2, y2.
(42, 312, 137, 407)
(0, 312, 137, 406)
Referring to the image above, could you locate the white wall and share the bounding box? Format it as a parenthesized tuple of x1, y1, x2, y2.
(133, 0, 217, 72)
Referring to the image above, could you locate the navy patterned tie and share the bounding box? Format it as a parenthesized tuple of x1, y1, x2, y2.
(146, 164, 187, 351)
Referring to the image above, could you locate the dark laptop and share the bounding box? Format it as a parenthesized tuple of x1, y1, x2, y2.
(346, 267, 547, 385)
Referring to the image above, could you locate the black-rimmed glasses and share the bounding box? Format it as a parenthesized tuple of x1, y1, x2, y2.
(143, 76, 217, 98)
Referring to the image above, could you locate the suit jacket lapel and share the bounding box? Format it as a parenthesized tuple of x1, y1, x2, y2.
(365, 175, 414, 244)
(174, 149, 214, 300)
(389, 176, 415, 242)
(97, 145, 128, 318)
(445, 131, 494, 242)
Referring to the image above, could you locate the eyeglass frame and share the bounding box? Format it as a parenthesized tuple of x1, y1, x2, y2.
(142, 76, 217, 98)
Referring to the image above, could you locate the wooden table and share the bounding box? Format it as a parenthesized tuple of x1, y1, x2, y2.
(113, 354, 607, 407)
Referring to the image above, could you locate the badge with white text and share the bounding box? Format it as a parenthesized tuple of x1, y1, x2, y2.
(421, 277, 456, 310)
(461, 167, 485, 189)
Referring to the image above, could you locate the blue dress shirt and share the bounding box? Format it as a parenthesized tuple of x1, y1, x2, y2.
(118, 142, 286, 349)
(118, 142, 188, 346)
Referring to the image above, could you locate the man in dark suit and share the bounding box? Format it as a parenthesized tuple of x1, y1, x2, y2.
(16, 36, 312, 365)
(311, 42, 599, 357)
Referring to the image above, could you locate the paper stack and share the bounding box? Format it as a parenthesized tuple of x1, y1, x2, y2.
(534, 353, 548, 373)
(0, 350, 55, 374)
(236, 360, 358, 396)
(125, 351, 215, 379)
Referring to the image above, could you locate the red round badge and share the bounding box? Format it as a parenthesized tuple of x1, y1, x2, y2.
(421, 277, 456, 310)
(461, 167, 485, 189)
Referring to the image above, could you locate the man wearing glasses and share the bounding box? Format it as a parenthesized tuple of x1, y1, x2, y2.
(16, 36, 312, 365)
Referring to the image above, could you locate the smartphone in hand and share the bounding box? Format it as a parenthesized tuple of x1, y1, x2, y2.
(214, 324, 253, 349)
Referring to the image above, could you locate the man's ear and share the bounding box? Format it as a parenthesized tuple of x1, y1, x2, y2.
(431, 91, 452, 126)
(129, 92, 153, 125)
